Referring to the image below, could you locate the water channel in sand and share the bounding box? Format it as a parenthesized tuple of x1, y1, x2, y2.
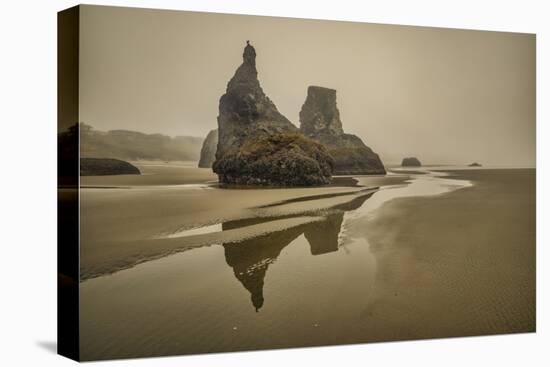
(80, 169, 474, 359)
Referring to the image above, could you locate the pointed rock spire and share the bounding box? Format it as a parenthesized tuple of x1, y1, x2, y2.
(243, 41, 256, 66)
(226, 42, 260, 93)
(216, 42, 294, 159)
(213, 42, 334, 186)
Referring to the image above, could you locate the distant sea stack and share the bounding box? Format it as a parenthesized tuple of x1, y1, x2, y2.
(80, 158, 140, 176)
(213, 42, 333, 186)
(401, 157, 421, 167)
(469, 162, 482, 167)
(299, 86, 386, 175)
(198, 129, 218, 168)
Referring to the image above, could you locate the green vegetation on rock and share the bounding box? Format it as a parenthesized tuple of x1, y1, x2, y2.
(214, 133, 333, 186)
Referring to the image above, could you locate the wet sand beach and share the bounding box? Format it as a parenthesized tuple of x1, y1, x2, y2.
(80, 161, 218, 187)
(79, 164, 535, 360)
(79, 162, 406, 279)
(348, 169, 535, 341)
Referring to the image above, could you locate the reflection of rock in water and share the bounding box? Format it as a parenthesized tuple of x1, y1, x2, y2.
(331, 191, 374, 212)
(223, 226, 304, 311)
(222, 191, 374, 311)
(305, 192, 374, 255)
(304, 214, 343, 255)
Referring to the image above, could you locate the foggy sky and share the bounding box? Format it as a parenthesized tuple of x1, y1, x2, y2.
(80, 5, 535, 166)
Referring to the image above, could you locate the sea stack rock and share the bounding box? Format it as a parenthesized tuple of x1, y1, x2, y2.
(299, 86, 386, 175)
(198, 129, 218, 168)
(213, 42, 333, 186)
(80, 158, 140, 176)
(401, 157, 421, 167)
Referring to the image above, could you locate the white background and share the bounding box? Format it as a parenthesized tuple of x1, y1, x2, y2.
(0, 0, 548, 365)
